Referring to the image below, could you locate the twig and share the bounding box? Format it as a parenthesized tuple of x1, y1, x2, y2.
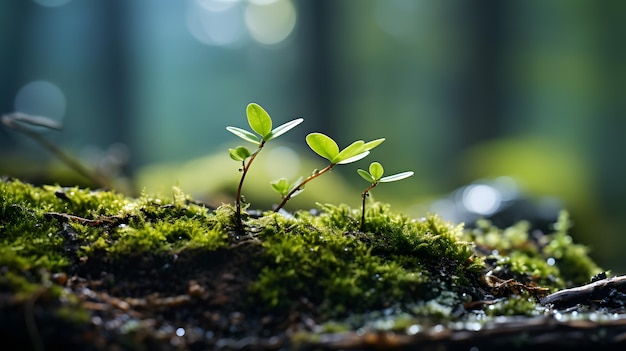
(540, 274, 626, 308)
(2, 112, 113, 190)
(44, 211, 126, 227)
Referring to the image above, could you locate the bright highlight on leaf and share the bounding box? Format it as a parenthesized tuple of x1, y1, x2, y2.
(337, 151, 370, 165)
(266, 118, 304, 142)
(226, 126, 261, 144)
(381, 171, 414, 183)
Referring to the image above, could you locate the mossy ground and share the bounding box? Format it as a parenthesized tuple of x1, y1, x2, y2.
(0, 178, 621, 351)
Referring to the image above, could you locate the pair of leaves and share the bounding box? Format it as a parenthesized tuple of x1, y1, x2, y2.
(229, 146, 251, 162)
(227, 103, 303, 162)
(357, 162, 414, 184)
(227, 103, 303, 146)
(306, 133, 385, 165)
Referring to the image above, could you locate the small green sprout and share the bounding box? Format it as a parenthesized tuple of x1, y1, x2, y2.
(270, 176, 304, 200)
(357, 161, 414, 231)
(227, 103, 303, 229)
(272, 133, 384, 212)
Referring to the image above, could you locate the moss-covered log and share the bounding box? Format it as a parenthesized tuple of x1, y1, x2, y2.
(1, 178, 623, 350)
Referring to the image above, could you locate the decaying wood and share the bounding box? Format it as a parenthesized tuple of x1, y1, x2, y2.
(310, 316, 626, 350)
(541, 275, 626, 308)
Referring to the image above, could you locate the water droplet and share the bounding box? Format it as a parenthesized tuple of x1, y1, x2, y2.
(546, 257, 556, 266)
(176, 327, 185, 336)
(407, 324, 421, 335)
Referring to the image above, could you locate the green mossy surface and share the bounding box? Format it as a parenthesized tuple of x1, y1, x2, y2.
(0, 178, 611, 350)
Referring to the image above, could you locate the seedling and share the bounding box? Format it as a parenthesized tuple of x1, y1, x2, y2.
(227, 103, 303, 229)
(272, 133, 385, 212)
(357, 161, 414, 231)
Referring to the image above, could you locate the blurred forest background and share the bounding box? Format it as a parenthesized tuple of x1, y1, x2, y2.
(1, 0, 626, 273)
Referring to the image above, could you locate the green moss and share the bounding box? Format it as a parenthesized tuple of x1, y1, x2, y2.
(485, 293, 541, 317)
(0, 179, 230, 296)
(247, 203, 485, 318)
(0, 178, 609, 347)
(544, 211, 602, 286)
(465, 210, 601, 292)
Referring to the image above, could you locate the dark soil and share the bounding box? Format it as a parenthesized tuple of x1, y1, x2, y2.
(4, 241, 626, 351)
(1, 240, 292, 351)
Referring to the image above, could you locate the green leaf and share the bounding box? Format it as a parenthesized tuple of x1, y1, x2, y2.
(357, 169, 376, 183)
(226, 126, 261, 144)
(229, 146, 251, 161)
(247, 103, 272, 138)
(333, 140, 365, 164)
(380, 171, 414, 183)
(306, 133, 339, 161)
(270, 178, 291, 196)
(363, 138, 385, 151)
(289, 188, 305, 198)
(265, 118, 303, 142)
(334, 138, 384, 164)
(289, 176, 304, 198)
(337, 151, 369, 165)
(369, 162, 384, 180)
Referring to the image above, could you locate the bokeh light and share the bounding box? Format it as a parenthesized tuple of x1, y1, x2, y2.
(186, 0, 246, 46)
(244, 0, 296, 45)
(186, 0, 296, 46)
(462, 184, 501, 215)
(33, 0, 71, 8)
(14, 80, 66, 123)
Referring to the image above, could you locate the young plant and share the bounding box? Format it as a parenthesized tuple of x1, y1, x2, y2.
(227, 103, 303, 229)
(357, 161, 414, 231)
(272, 133, 385, 212)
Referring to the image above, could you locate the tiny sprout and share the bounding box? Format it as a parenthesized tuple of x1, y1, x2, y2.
(270, 177, 304, 199)
(273, 133, 384, 212)
(229, 146, 251, 162)
(357, 161, 414, 231)
(226, 103, 303, 230)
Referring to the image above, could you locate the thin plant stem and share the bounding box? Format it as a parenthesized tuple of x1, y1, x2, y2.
(274, 163, 334, 212)
(360, 182, 378, 231)
(234, 143, 264, 230)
